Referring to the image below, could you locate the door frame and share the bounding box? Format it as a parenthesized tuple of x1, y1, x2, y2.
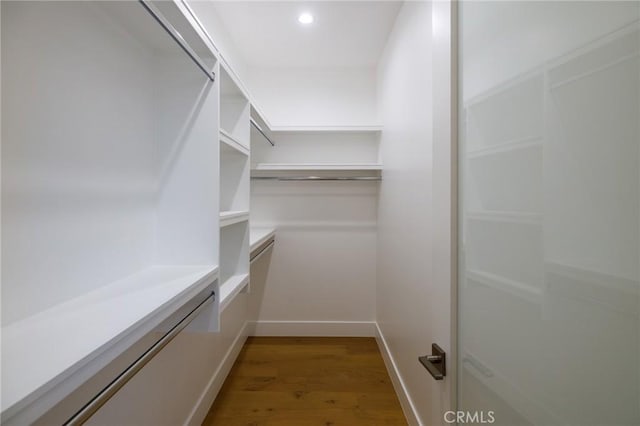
(431, 0, 459, 424)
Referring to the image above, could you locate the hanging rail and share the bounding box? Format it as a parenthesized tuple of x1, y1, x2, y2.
(250, 118, 275, 146)
(64, 290, 214, 425)
(139, 0, 215, 82)
(251, 176, 381, 181)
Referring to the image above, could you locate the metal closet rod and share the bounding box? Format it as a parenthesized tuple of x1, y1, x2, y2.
(251, 176, 381, 181)
(64, 291, 214, 425)
(140, 0, 215, 82)
(250, 118, 275, 146)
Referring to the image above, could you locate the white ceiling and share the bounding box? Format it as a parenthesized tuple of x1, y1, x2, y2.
(211, 1, 402, 69)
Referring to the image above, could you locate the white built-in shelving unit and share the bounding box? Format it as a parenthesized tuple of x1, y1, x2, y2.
(1, 1, 222, 423)
(218, 64, 250, 309)
(250, 127, 383, 179)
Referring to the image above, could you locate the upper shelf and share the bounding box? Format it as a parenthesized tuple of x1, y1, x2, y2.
(253, 163, 383, 171)
(269, 125, 383, 133)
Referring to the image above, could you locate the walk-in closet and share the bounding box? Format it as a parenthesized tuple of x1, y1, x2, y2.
(2, 1, 639, 425)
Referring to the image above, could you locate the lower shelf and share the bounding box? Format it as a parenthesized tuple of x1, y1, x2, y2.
(219, 273, 249, 312)
(1, 265, 218, 420)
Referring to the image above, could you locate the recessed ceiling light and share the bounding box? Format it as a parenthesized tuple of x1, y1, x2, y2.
(298, 12, 314, 24)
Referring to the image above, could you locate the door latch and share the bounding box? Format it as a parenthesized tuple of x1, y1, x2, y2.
(419, 343, 446, 380)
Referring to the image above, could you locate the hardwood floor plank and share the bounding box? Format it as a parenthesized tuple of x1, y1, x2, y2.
(202, 337, 407, 425)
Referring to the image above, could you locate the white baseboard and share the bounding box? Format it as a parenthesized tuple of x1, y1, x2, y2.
(375, 323, 421, 426)
(249, 320, 376, 337)
(185, 322, 249, 426)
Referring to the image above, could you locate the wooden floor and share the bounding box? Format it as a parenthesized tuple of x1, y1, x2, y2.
(202, 337, 407, 426)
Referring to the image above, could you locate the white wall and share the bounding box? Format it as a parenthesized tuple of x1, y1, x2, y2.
(246, 68, 378, 127)
(377, 2, 453, 424)
(249, 180, 378, 335)
(2, 1, 151, 324)
(251, 131, 380, 167)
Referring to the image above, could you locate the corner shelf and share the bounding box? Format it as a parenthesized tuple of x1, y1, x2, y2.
(220, 210, 249, 227)
(219, 273, 249, 312)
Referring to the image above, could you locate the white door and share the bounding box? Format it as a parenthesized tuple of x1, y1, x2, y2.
(458, 2, 640, 425)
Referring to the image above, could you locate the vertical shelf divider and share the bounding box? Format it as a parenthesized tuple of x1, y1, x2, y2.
(218, 64, 250, 310)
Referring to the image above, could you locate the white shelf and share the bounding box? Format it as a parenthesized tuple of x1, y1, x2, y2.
(219, 273, 249, 312)
(1, 265, 218, 418)
(250, 227, 276, 254)
(253, 163, 383, 171)
(269, 125, 383, 133)
(220, 129, 249, 156)
(220, 210, 249, 227)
